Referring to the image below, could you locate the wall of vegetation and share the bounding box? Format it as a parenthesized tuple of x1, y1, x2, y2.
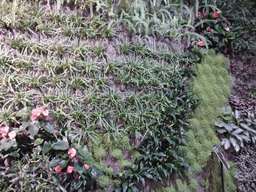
(185, 50, 236, 191)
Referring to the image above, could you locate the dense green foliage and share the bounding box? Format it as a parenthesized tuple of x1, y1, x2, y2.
(182, 50, 236, 191)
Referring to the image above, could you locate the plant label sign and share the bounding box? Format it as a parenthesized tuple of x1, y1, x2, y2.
(212, 144, 230, 171)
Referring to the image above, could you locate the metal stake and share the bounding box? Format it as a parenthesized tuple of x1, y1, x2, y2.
(221, 161, 224, 192)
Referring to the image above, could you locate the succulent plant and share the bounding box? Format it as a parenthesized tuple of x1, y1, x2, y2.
(215, 106, 256, 152)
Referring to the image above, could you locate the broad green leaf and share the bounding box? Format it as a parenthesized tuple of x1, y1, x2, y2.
(74, 163, 84, 174)
(90, 166, 102, 179)
(78, 145, 89, 160)
(141, 171, 153, 179)
(223, 115, 233, 121)
(44, 122, 56, 134)
(154, 152, 166, 157)
(0, 138, 13, 151)
(28, 123, 39, 136)
(215, 118, 225, 127)
(224, 123, 234, 132)
(42, 141, 52, 154)
(221, 138, 230, 150)
(139, 175, 145, 186)
(52, 140, 69, 150)
(18, 121, 30, 132)
(60, 159, 69, 168)
(15, 108, 27, 117)
(232, 128, 243, 135)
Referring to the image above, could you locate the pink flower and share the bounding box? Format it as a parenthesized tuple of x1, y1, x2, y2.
(30, 107, 50, 120)
(42, 109, 49, 116)
(8, 131, 16, 139)
(30, 114, 38, 120)
(84, 164, 90, 170)
(55, 165, 63, 173)
(68, 148, 77, 158)
(197, 41, 204, 46)
(206, 26, 211, 32)
(198, 12, 202, 15)
(30, 107, 44, 120)
(225, 27, 230, 32)
(32, 107, 45, 116)
(216, 10, 221, 14)
(67, 166, 74, 173)
(226, 54, 229, 57)
(71, 155, 78, 162)
(213, 12, 218, 18)
(0, 126, 9, 135)
(186, 50, 189, 54)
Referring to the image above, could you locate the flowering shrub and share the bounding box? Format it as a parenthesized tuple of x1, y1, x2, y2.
(0, 107, 101, 191)
(195, 9, 250, 57)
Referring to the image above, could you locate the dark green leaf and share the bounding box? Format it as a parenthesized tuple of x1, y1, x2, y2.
(60, 159, 69, 168)
(74, 163, 84, 174)
(141, 171, 153, 179)
(44, 122, 56, 134)
(19, 121, 30, 131)
(154, 152, 166, 157)
(42, 141, 52, 154)
(78, 145, 89, 160)
(49, 158, 62, 167)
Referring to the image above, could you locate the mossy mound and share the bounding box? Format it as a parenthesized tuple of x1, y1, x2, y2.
(182, 50, 236, 191)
